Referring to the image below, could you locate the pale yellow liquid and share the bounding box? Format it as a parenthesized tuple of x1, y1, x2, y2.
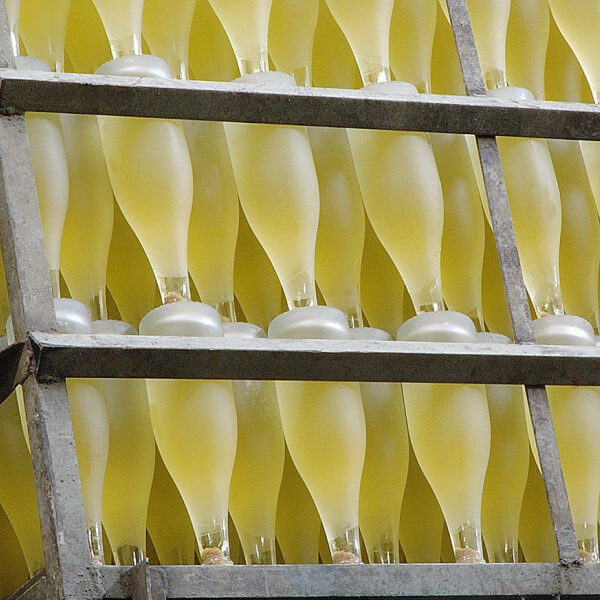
(495, 136, 563, 317)
(19, 0, 70, 71)
(188, 0, 238, 82)
(60, 114, 114, 320)
(432, 2, 464, 94)
(311, 128, 365, 327)
(276, 448, 321, 564)
(550, 139, 600, 331)
(399, 446, 445, 563)
(545, 14, 593, 104)
(207, 0, 273, 76)
(518, 453, 558, 562)
(547, 385, 600, 560)
(481, 382, 530, 563)
(97, 115, 194, 303)
(185, 121, 239, 321)
(481, 221, 513, 338)
(101, 378, 155, 565)
(0, 394, 44, 575)
(325, 0, 393, 85)
(0, 502, 29, 598)
(439, 0, 510, 90)
(390, 0, 437, 93)
(91, 0, 144, 57)
(65, 0, 112, 74)
(25, 112, 69, 298)
(234, 210, 283, 332)
(67, 379, 110, 560)
(225, 120, 320, 310)
(506, 0, 549, 100)
(403, 382, 490, 561)
(269, 0, 319, 87)
(276, 380, 365, 560)
(146, 448, 196, 565)
(432, 133, 486, 331)
(359, 382, 409, 564)
(106, 202, 158, 328)
(229, 380, 285, 564)
(548, 0, 600, 102)
(312, 0, 361, 89)
(142, 0, 195, 81)
(348, 128, 444, 314)
(360, 219, 404, 337)
(147, 379, 237, 561)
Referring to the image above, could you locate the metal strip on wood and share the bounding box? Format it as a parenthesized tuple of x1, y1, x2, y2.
(29, 332, 600, 386)
(0, 70, 599, 139)
(445, 0, 581, 567)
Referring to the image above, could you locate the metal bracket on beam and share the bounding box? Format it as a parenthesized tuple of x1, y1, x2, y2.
(0, 339, 28, 402)
(120, 561, 167, 600)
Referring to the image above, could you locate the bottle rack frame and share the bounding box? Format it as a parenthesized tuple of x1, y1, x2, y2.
(0, 0, 599, 598)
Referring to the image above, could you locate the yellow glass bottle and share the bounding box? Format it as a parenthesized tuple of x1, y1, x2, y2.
(348, 86, 445, 314)
(390, 0, 437, 93)
(269, 0, 366, 327)
(65, 0, 112, 74)
(91, 0, 143, 57)
(399, 312, 490, 564)
(59, 112, 114, 321)
(207, 0, 273, 76)
(275, 448, 322, 564)
(269, 0, 319, 87)
(548, 0, 600, 103)
(17, 59, 69, 299)
(481, 221, 513, 338)
(106, 202, 158, 328)
(93, 321, 156, 566)
(488, 87, 563, 319)
(225, 323, 285, 565)
(270, 307, 366, 564)
(188, 0, 238, 83)
(233, 210, 283, 332)
(351, 328, 409, 564)
(0, 501, 29, 598)
(225, 73, 320, 310)
(144, 0, 241, 322)
(312, 0, 360, 90)
(142, 0, 195, 81)
(0, 393, 44, 576)
(479, 333, 529, 563)
(399, 446, 445, 563)
(140, 303, 238, 565)
(360, 219, 404, 338)
(19, 0, 71, 72)
(534, 316, 600, 562)
(519, 453, 558, 563)
(96, 56, 194, 304)
(146, 448, 196, 565)
(325, 0, 393, 85)
(506, 0, 550, 100)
